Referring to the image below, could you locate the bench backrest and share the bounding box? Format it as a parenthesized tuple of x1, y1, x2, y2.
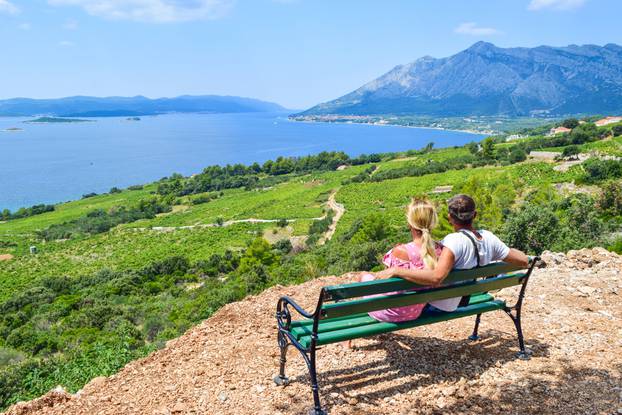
(319, 261, 533, 320)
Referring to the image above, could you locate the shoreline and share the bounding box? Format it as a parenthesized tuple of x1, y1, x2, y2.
(287, 117, 492, 136)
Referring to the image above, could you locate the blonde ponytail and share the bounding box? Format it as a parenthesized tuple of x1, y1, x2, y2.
(406, 198, 438, 270)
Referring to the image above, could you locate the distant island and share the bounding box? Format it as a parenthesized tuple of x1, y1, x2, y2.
(0, 95, 286, 117)
(2, 127, 23, 132)
(24, 117, 93, 124)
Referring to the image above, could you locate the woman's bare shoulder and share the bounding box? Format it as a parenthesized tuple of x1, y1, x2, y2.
(391, 244, 410, 261)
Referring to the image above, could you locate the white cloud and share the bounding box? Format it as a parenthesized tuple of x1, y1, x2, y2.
(18, 22, 31, 30)
(48, 0, 234, 23)
(0, 0, 19, 14)
(454, 22, 500, 36)
(63, 19, 79, 29)
(58, 40, 75, 46)
(528, 0, 586, 11)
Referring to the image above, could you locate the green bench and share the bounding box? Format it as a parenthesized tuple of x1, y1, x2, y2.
(273, 258, 539, 415)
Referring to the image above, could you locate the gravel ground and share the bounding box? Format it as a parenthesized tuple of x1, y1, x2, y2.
(4, 248, 622, 415)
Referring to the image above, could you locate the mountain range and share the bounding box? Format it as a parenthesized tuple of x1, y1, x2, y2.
(0, 95, 286, 117)
(299, 42, 622, 117)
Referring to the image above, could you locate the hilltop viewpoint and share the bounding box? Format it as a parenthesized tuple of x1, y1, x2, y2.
(4, 248, 621, 415)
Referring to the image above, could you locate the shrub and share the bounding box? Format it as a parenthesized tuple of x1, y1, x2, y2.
(38, 199, 171, 241)
(561, 145, 580, 160)
(350, 213, 388, 244)
(581, 158, 622, 183)
(508, 147, 527, 163)
(561, 118, 579, 129)
(607, 238, 622, 254)
(597, 181, 622, 217)
(273, 239, 293, 255)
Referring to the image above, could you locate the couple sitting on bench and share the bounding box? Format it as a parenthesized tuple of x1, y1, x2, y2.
(356, 194, 529, 326)
(274, 194, 537, 415)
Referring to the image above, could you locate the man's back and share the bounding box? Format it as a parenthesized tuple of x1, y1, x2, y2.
(429, 229, 510, 312)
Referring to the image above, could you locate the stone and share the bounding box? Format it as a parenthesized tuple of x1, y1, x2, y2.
(577, 286, 596, 296)
(171, 402, 187, 413)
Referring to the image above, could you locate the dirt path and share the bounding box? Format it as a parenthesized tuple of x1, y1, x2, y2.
(318, 190, 346, 245)
(137, 189, 346, 246)
(143, 217, 325, 232)
(5, 248, 621, 415)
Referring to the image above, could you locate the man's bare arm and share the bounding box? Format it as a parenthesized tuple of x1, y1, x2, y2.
(504, 248, 529, 268)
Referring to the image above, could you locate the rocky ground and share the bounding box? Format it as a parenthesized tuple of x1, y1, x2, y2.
(4, 248, 622, 415)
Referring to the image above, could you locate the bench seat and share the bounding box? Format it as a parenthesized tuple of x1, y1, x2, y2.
(292, 293, 503, 347)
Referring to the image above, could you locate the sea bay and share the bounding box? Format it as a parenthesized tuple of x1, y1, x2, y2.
(0, 112, 483, 211)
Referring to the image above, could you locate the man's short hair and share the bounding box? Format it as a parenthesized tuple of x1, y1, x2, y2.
(448, 194, 476, 225)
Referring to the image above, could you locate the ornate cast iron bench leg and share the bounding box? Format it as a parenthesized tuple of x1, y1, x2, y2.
(469, 313, 482, 341)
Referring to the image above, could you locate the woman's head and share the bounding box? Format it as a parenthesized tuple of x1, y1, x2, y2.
(447, 194, 477, 227)
(406, 198, 438, 269)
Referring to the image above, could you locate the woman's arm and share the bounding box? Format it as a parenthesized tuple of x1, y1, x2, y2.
(376, 247, 456, 286)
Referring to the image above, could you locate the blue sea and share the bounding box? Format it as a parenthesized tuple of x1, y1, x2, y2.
(0, 112, 483, 211)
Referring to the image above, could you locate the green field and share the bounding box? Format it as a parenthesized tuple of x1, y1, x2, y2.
(1, 120, 621, 409)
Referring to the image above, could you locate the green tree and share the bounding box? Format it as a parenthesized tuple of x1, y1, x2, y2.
(502, 204, 559, 255)
(467, 141, 479, 155)
(598, 181, 622, 216)
(612, 124, 622, 137)
(351, 213, 388, 244)
(481, 137, 495, 159)
(561, 118, 579, 129)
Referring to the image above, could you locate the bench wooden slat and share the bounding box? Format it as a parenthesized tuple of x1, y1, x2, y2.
(290, 293, 495, 339)
(299, 299, 506, 347)
(323, 262, 526, 301)
(320, 273, 524, 320)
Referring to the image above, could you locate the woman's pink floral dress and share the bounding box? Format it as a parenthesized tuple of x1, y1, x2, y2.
(360, 241, 443, 323)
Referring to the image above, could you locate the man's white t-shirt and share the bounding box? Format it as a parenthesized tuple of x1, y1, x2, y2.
(429, 230, 511, 312)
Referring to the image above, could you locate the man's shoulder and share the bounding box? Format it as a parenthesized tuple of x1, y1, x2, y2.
(442, 232, 466, 248)
(479, 229, 501, 241)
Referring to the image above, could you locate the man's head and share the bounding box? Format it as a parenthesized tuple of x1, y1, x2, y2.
(447, 194, 477, 229)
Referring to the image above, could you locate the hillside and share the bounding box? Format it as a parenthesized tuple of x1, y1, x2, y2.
(0, 119, 621, 411)
(3, 248, 621, 415)
(0, 95, 286, 117)
(299, 42, 622, 117)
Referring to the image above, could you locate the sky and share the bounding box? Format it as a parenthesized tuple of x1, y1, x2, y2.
(1, 0, 621, 109)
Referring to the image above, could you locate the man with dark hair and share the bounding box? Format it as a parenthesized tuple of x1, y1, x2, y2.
(376, 194, 529, 312)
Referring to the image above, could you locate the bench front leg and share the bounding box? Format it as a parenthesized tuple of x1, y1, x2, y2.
(308, 339, 326, 415)
(504, 257, 539, 359)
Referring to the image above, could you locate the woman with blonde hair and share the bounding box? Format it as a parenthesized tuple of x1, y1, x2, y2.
(357, 197, 442, 323)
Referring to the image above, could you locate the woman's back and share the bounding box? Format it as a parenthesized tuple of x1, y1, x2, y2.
(362, 241, 442, 323)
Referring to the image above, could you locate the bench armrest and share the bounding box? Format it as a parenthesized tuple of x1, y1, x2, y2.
(276, 296, 315, 331)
